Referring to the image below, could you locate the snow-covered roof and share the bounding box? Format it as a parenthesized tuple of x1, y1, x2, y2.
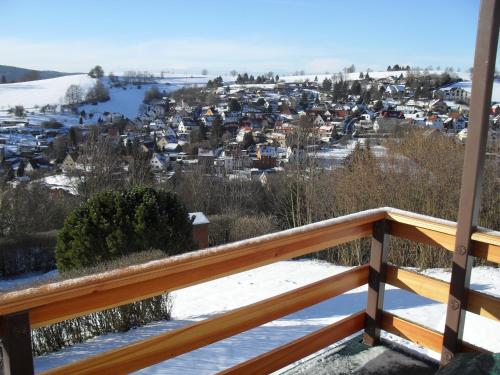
(189, 212, 210, 225)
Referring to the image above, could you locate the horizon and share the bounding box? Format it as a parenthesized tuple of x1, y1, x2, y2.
(0, 0, 496, 75)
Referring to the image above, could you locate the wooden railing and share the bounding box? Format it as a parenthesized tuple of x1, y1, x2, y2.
(0, 207, 499, 375)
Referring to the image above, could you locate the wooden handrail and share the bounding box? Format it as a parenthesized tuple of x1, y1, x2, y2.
(385, 265, 500, 322)
(0, 209, 382, 327)
(387, 218, 500, 263)
(40, 266, 369, 375)
(1, 207, 498, 375)
(219, 311, 365, 375)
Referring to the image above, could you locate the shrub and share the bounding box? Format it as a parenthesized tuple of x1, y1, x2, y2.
(56, 187, 193, 271)
(30, 250, 172, 356)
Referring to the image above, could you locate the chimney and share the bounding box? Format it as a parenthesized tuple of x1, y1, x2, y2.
(189, 212, 210, 249)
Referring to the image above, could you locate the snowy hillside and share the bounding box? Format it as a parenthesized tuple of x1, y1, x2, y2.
(0, 73, 220, 119)
(0, 74, 96, 109)
(30, 260, 500, 374)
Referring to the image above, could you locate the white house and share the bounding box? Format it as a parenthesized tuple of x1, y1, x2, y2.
(150, 153, 169, 171)
(313, 114, 326, 127)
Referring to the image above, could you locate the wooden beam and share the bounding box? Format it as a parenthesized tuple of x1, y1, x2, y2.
(388, 221, 500, 263)
(381, 312, 488, 355)
(364, 220, 390, 346)
(218, 311, 365, 375)
(386, 265, 449, 304)
(40, 266, 369, 375)
(0, 311, 34, 375)
(381, 312, 443, 353)
(0, 210, 382, 327)
(442, 0, 500, 365)
(386, 265, 500, 322)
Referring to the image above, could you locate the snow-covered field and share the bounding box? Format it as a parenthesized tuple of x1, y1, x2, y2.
(0, 74, 215, 119)
(0, 74, 96, 109)
(19, 260, 499, 374)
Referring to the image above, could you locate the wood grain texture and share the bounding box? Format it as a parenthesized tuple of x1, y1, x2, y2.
(40, 266, 369, 375)
(218, 311, 365, 375)
(0, 211, 381, 326)
(386, 265, 449, 304)
(381, 312, 487, 354)
(388, 221, 499, 263)
(381, 312, 443, 353)
(386, 265, 500, 322)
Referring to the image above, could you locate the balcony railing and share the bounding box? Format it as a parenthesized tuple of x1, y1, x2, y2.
(0, 207, 498, 375)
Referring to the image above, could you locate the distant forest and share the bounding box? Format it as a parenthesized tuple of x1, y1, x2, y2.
(0, 64, 77, 84)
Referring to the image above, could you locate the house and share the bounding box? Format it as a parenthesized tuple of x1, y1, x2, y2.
(171, 114, 183, 128)
(198, 149, 215, 170)
(430, 99, 449, 114)
(385, 84, 405, 97)
(62, 153, 79, 172)
(156, 137, 169, 151)
(313, 114, 326, 127)
(178, 118, 197, 133)
(149, 153, 169, 171)
(425, 114, 444, 130)
(236, 127, 253, 143)
(435, 87, 470, 103)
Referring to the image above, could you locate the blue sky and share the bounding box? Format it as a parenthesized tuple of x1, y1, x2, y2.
(0, 0, 489, 74)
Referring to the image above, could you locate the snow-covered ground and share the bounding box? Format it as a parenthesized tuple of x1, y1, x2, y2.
(0, 74, 96, 109)
(23, 260, 499, 374)
(0, 73, 215, 119)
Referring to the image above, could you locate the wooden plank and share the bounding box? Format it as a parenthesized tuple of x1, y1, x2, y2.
(218, 311, 365, 375)
(381, 312, 488, 355)
(389, 221, 455, 251)
(364, 220, 390, 346)
(386, 265, 500, 322)
(385, 265, 449, 304)
(385, 211, 456, 236)
(40, 265, 369, 375)
(472, 240, 500, 264)
(468, 289, 500, 322)
(388, 221, 499, 263)
(0, 210, 382, 326)
(381, 312, 443, 354)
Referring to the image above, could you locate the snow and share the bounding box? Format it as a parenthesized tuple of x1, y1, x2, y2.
(31, 260, 500, 374)
(0, 74, 96, 109)
(0, 270, 58, 292)
(0, 74, 216, 119)
(41, 174, 79, 195)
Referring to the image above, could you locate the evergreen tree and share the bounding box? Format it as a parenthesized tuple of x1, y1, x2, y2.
(1, 75, 6, 84)
(88, 65, 104, 79)
(322, 78, 332, 91)
(351, 81, 362, 96)
(359, 72, 364, 79)
(229, 98, 241, 112)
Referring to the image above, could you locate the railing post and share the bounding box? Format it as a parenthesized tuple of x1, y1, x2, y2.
(0, 311, 34, 375)
(363, 219, 390, 346)
(441, 0, 499, 367)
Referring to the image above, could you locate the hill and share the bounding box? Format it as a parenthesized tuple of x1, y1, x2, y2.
(0, 65, 77, 83)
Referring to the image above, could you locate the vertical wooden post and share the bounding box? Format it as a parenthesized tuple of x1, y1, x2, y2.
(0, 311, 34, 375)
(440, 0, 500, 366)
(363, 220, 390, 346)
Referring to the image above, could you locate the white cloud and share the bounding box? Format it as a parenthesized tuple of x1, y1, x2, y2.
(0, 37, 311, 74)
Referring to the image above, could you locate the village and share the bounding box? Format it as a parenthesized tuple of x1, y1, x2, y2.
(0, 67, 499, 193)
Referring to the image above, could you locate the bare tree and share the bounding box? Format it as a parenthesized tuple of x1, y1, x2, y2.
(65, 84, 84, 106)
